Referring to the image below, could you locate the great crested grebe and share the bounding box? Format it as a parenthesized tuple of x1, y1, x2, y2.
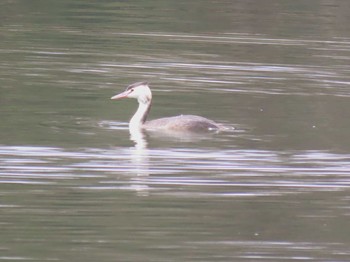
(111, 82, 222, 132)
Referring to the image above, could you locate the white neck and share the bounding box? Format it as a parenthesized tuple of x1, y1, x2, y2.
(129, 99, 151, 130)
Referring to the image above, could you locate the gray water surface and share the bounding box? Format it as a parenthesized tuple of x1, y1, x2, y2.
(2, 1, 350, 261)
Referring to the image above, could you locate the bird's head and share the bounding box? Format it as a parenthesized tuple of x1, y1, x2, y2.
(111, 81, 152, 104)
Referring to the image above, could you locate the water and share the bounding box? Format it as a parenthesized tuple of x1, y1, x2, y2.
(2, 0, 350, 261)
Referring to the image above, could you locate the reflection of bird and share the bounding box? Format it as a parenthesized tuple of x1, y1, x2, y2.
(111, 82, 222, 132)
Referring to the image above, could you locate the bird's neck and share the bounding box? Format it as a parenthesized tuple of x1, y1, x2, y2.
(129, 99, 151, 129)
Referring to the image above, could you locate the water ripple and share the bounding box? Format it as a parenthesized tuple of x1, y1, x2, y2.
(1, 146, 350, 197)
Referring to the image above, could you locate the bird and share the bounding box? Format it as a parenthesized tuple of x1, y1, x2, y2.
(111, 82, 223, 132)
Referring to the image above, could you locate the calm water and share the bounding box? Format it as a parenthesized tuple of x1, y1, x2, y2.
(2, 1, 350, 261)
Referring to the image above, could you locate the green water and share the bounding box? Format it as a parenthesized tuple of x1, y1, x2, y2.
(1, 1, 350, 261)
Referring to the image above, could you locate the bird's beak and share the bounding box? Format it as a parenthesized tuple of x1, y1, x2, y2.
(111, 90, 131, 100)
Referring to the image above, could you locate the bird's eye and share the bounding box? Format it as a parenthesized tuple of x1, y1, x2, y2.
(130, 88, 134, 92)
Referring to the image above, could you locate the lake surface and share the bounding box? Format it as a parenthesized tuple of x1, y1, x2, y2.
(2, 1, 350, 261)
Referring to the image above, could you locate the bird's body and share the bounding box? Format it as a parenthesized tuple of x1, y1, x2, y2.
(145, 115, 219, 132)
(111, 82, 222, 132)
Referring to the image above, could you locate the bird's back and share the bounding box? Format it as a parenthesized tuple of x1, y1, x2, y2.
(144, 115, 220, 132)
